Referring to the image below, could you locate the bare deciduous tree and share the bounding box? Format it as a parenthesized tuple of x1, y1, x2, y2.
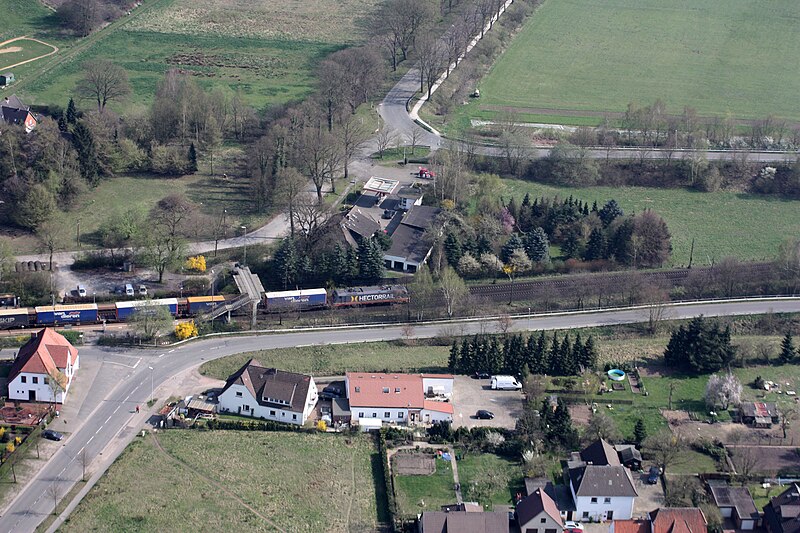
(704, 372, 742, 410)
(439, 266, 467, 318)
(76, 60, 131, 113)
(375, 128, 396, 159)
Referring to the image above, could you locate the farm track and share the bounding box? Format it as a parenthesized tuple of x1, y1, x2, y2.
(11, 0, 173, 93)
(468, 262, 776, 302)
(150, 433, 286, 532)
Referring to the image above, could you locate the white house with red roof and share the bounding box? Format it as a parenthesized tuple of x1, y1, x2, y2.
(345, 372, 454, 426)
(7, 328, 79, 404)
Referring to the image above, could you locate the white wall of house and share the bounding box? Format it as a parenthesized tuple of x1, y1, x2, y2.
(519, 511, 562, 533)
(350, 407, 410, 424)
(217, 382, 317, 425)
(8, 372, 68, 403)
(571, 484, 634, 521)
(421, 409, 453, 424)
(422, 377, 453, 395)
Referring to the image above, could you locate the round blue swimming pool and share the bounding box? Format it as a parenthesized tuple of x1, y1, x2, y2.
(607, 369, 626, 381)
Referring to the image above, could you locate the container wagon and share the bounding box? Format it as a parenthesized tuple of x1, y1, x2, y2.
(0, 308, 32, 329)
(115, 298, 179, 320)
(35, 304, 98, 325)
(186, 295, 226, 314)
(331, 285, 409, 307)
(264, 288, 327, 312)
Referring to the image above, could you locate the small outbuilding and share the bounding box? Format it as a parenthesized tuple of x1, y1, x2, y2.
(0, 73, 15, 87)
(708, 481, 759, 530)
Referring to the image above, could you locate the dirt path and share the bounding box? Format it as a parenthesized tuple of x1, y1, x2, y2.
(344, 449, 357, 530)
(0, 36, 59, 71)
(151, 432, 286, 532)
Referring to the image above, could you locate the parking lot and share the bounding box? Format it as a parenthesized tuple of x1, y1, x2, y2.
(452, 375, 524, 429)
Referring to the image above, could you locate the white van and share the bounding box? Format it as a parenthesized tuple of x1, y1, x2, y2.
(77, 285, 87, 297)
(490, 375, 522, 391)
(125, 284, 135, 296)
(139, 285, 147, 296)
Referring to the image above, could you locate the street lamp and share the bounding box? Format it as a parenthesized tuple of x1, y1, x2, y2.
(148, 366, 154, 405)
(241, 226, 247, 266)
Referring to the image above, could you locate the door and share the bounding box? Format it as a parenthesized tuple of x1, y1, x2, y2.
(28, 390, 36, 402)
(606, 511, 613, 520)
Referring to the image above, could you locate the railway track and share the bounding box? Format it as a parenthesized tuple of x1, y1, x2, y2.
(468, 262, 776, 302)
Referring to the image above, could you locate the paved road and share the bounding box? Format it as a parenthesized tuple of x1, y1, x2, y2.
(3, 297, 800, 532)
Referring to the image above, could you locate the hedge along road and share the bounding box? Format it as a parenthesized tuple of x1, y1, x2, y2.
(4, 297, 800, 533)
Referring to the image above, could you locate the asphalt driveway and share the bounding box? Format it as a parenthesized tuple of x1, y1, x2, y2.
(452, 375, 524, 429)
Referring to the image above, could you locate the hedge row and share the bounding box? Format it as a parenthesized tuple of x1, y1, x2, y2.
(378, 429, 399, 532)
(205, 418, 312, 433)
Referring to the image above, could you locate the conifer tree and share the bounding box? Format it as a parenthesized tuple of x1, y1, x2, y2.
(780, 332, 796, 364)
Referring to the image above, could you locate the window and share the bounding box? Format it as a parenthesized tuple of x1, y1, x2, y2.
(21, 376, 26, 383)
(541, 518, 547, 523)
(382, 387, 389, 393)
(293, 414, 297, 420)
(355, 386, 360, 392)
(526, 529, 538, 533)
(591, 497, 598, 504)
(398, 412, 404, 418)
(604, 497, 611, 504)
(32, 377, 38, 384)
(384, 412, 390, 418)
(395, 387, 401, 393)
(243, 405, 250, 411)
(359, 412, 364, 418)
(235, 391, 242, 397)
(281, 412, 285, 417)
(372, 413, 377, 418)
(582, 512, 589, 519)
(270, 410, 276, 416)
(44, 377, 49, 384)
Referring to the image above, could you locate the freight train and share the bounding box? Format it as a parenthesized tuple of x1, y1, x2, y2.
(0, 295, 228, 329)
(0, 285, 410, 329)
(264, 285, 409, 312)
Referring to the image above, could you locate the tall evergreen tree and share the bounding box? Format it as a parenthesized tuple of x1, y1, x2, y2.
(582, 336, 598, 369)
(358, 237, 385, 282)
(664, 316, 736, 372)
(780, 332, 796, 364)
(561, 230, 582, 260)
(444, 232, 463, 268)
(273, 237, 298, 290)
(71, 121, 100, 185)
(448, 341, 460, 372)
(188, 142, 198, 173)
(633, 418, 647, 446)
(66, 98, 77, 125)
(598, 199, 624, 226)
(500, 233, 524, 263)
(584, 228, 607, 261)
(524, 227, 550, 263)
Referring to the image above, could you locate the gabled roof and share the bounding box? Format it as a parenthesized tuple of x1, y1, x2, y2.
(708, 481, 759, 521)
(516, 488, 563, 527)
(1, 94, 26, 110)
(613, 520, 650, 533)
(581, 439, 621, 466)
(347, 372, 425, 409)
(763, 483, 800, 533)
(649, 508, 707, 533)
(8, 328, 77, 384)
(386, 223, 429, 263)
(569, 464, 637, 497)
(615, 445, 642, 464)
(420, 510, 509, 533)
(341, 208, 380, 241)
(221, 359, 313, 413)
(400, 205, 441, 230)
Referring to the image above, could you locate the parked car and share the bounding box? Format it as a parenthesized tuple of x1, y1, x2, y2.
(476, 410, 494, 420)
(125, 284, 135, 296)
(77, 285, 87, 297)
(42, 429, 64, 441)
(471, 371, 490, 379)
(382, 209, 396, 219)
(564, 522, 584, 533)
(139, 285, 148, 296)
(647, 466, 661, 484)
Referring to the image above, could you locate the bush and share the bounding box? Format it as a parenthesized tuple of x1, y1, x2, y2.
(175, 322, 198, 340)
(57, 330, 83, 346)
(185, 255, 207, 272)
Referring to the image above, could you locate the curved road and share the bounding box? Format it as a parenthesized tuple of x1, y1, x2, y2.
(2, 297, 800, 532)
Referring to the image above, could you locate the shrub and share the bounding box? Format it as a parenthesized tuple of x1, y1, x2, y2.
(5, 442, 14, 453)
(185, 255, 207, 272)
(175, 322, 198, 340)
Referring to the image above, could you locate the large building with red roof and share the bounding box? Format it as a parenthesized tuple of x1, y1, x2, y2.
(7, 328, 79, 404)
(345, 372, 454, 426)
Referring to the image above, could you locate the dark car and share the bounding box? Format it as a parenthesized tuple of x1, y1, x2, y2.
(382, 209, 396, 219)
(476, 410, 495, 420)
(43, 429, 64, 441)
(319, 384, 343, 400)
(472, 372, 490, 379)
(647, 466, 660, 484)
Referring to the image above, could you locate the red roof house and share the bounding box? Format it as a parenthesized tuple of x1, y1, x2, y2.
(7, 328, 80, 404)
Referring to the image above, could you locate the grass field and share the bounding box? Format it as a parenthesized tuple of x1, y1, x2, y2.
(14, 0, 379, 108)
(457, 452, 524, 508)
(0, 38, 56, 70)
(502, 178, 800, 266)
(458, 0, 800, 125)
(62, 431, 384, 532)
(394, 455, 455, 516)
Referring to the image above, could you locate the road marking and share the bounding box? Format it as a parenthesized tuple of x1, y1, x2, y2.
(168, 349, 175, 353)
(95, 428, 102, 434)
(105, 415, 112, 424)
(113, 406, 120, 414)
(87, 436, 94, 444)
(104, 358, 141, 369)
(132, 359, 140, 369)
(158, 353, 164, 358)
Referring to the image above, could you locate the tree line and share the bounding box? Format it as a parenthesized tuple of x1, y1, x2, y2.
(447, 331, 598, 377)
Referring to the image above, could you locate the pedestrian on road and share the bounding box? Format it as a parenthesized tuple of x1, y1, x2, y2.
(135, 405, 140, 413)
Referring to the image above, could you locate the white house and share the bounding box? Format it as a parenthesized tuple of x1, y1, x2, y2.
(346, 372, 454, 426)
(516, 487, 564, 533)
(7, 328, 79, 404)
(567, 439, 638, 521)
(217, 359, 317, 425)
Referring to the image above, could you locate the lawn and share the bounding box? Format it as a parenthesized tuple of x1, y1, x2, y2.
(458, 0, 800, 125)
(0, 38, 56, 70)
(457, 452, 524, 509)
(199, 341, 452, 380)
(393, 455, 455, 517)
(502, 178, 800, 266)
(62, 430, 384, 532)
(15, 0, 380, 109)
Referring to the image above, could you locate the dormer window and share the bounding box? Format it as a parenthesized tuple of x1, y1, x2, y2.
(355, 386, 360, 393)
(382, 387, 389, 393)
(395, 388, 401, 393)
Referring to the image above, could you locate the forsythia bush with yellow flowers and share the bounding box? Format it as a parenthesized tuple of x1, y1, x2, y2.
(185, 255, 207, 272)
(175, 322, 198, 340)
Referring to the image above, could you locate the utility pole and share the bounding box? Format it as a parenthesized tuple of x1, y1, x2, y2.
(241, 226, 247, 266)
